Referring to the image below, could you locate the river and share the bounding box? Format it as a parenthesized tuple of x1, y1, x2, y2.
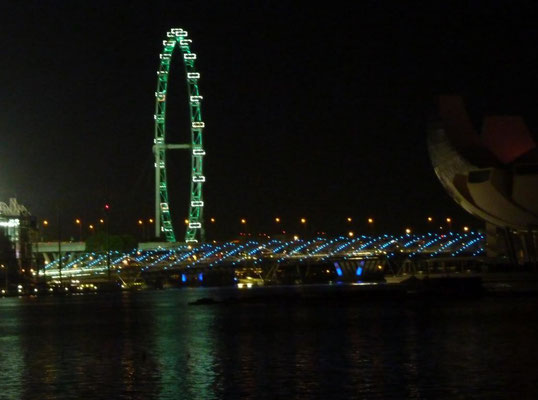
(1, 285, 537, 399)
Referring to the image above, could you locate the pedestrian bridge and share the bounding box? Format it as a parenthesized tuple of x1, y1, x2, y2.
(37, 232, 485, 281)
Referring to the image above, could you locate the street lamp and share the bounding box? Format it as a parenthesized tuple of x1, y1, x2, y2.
(348, 231, 354, 238)
(367, 217, 374, 235)
(405, 228, 412, 234)
(210, 217, 215, 223)
(446, 217, 452, 231)
(347, 217, 352, 223)
(138, 219, 145, 240)
(1, 264, 7, 294)
(75, 218, 82, 241)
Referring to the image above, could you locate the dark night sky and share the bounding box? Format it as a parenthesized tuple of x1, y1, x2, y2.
(0, 1, 536, 239)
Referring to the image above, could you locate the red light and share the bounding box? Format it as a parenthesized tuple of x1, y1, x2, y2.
(105, 204, 110, 210)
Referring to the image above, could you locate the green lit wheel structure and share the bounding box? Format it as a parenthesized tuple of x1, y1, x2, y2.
(153, 28, 205, 243)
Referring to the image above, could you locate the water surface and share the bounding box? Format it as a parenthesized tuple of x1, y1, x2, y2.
(1, 286, 537, 399)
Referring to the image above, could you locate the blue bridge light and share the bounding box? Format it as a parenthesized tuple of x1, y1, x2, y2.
(334, 262, 343, 277)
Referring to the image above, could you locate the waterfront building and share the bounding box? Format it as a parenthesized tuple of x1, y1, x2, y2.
(0, 198, 36, 269)
(428, 96, 537, 265)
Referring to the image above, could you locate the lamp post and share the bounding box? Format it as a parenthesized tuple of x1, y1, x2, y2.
(1, 264, 7, 294)
(75, 219, 82, 241)
(148, 218, 154, 240)
(300, 217, 307, 238)
(367, 217, 374, 236)
(240, 218, 247, 236)
(138, 219, 145, 241)
(104, 204, 110, 281)
(42, 220, 49, 241)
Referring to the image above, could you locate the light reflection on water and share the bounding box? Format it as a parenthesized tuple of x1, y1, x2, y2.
(0, 286, 537, 399)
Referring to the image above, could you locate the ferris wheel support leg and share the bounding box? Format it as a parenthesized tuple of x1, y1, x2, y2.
(154, 151, 161, 238)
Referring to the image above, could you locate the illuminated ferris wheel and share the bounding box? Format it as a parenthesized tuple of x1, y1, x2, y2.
(153, 28, 205, 243)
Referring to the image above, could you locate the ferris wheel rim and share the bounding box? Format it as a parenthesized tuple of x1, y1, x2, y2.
(153, 27, 205, 243)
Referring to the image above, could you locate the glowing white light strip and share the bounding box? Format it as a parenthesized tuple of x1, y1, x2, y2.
(0, 219, 20, 228)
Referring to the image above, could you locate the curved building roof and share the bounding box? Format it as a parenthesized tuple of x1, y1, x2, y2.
(428, 96, 538, 231)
